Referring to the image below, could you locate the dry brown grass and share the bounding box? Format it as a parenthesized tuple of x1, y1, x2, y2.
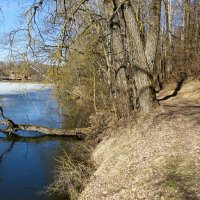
(45, 110, 115, 199)
(46, 78, 200, 200)
(79, 78, 200, 200)
(46, 142, 95, 200)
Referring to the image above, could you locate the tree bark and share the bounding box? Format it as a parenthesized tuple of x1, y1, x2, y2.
(123, 3, 158, 114)
(145, 0, 162, 75)
(104, 0, 133, 114)
(163, 0, 172, 78)
(103, 0, 160, 115)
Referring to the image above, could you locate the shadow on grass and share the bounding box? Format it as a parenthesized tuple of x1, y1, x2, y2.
(164, 173, 199, 200)
(156, 157, 200, 200)
(159, 74, 187, 101)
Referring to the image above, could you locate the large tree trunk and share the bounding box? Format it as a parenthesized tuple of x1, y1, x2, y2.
(123, 3, 159, 114)
(104, 0, 134, 115)
(103, 0, 160, 115)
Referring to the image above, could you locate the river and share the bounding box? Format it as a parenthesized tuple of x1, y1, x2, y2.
(0, 82, 74, 200)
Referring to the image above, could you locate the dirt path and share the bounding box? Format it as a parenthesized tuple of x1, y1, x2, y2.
(80, 78, 200, 200)
(158, 78, 200, 126)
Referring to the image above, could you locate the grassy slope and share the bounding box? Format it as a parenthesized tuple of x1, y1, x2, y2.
(80, 78, 200, 200)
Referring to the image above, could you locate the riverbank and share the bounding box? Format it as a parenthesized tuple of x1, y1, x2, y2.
(78, 78, 200, 199)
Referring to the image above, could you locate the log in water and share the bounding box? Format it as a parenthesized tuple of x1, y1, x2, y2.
(0, 82, 75, 200)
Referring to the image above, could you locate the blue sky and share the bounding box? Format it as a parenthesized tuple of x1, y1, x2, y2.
(0, 1, 20, 32)
(0, 0, 53, 62)
(0, 0, 25, 61)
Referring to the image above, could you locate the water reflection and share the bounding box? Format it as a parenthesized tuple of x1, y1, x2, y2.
(0, 84, 74, 200)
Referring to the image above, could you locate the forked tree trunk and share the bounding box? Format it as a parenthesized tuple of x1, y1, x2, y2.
(103, 0, 160, 115)
(105, 0, 134, 114)
(123, 3, 159, 114)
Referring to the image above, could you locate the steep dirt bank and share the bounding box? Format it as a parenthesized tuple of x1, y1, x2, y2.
(79, 78, 200, 200)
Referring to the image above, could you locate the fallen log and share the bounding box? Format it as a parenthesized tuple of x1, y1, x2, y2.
(0, 121, 90, 139)
(0, 107, 90, 139)
(17, 124, 91, 137)
(0, 135, 77, 143)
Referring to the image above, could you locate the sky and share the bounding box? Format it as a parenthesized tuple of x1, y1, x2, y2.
(0, 0, 26, 61)
(1, 1, 20, 32)
(0, 0, 55, 63)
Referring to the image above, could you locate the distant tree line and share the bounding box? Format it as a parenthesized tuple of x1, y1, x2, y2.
(0, 61, 49, 81)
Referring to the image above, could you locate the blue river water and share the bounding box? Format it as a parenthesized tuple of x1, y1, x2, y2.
(0, 86, 74, 200)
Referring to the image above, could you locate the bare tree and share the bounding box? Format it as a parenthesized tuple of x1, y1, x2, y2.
(7, 0, 199, 120)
